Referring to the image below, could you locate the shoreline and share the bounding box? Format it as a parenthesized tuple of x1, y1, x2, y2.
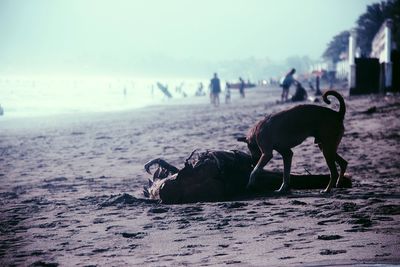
(0, 86, 281, 132)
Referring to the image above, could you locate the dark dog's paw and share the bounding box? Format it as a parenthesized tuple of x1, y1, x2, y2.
(335, 178, 346, 188)
(246, 183, 256, 191)
(320, 189, 332, 194)
(274, 188, 291, 195)
(275, 184, 291, 195)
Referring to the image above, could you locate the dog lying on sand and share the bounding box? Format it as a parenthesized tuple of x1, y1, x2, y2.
(143, 150, 351, 204)
(238, 90, 347, 194)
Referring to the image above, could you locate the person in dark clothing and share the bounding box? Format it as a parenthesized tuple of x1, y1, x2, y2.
(210, 73, 221, 106)
(280, 68, 296, 102)
(239, 77, 245, 98)
(315, 75, 322, 96)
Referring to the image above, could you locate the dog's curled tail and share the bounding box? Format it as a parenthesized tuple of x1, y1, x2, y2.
(323, 90, 346, 120)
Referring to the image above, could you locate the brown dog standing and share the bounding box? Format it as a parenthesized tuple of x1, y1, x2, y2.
(238, 90, 347, 193)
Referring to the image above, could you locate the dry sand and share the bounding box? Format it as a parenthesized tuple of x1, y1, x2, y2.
(0, 87, 399, 266)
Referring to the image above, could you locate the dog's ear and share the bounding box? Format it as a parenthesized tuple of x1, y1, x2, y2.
(237, 137, 248, 143)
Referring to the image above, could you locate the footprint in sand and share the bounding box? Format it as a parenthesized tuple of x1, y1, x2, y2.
(317, 218, 341, 225)
(375, 204, 400, 215)
(317, 234, 343, 240)
(121, 232, 147, 239)
(320, 249, 347, 255)
(219, 202, 247, 209)
(349, 214, 373, 227)
(290, 200, 307, 205)
(71, 131, 85, 136)
(148, 207, 169, 214)
(31, 261, 59, 267)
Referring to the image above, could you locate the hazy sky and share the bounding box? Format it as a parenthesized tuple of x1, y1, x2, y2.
(0, 0, 378, 74)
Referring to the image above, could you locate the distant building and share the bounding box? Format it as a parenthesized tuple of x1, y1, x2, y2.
(348, 19, 397, 94)
(336, 52, 349, 81)
(370, 19, 395, 92)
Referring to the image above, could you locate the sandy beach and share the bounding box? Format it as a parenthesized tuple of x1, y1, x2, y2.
(1, 86, 399, 266)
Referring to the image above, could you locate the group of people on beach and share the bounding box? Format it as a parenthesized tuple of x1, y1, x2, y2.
(209, 73, 246, 107)
(208, 68, 313, 107)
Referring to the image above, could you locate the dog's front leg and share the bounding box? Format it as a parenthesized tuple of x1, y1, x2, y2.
(276, 149, 293, 193)
(247, 153, 272, 190)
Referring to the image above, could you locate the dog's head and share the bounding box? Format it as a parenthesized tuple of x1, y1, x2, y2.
(237, 136, 261, 166)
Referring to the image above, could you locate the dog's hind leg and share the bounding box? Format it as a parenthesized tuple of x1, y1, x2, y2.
(276, 149, 293, 193)
(247, 152, 272, 190)
(321, 146, 339, 193)
(335, 153, 348, 187)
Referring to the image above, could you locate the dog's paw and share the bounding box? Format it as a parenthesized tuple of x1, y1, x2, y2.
(275, 185, 291, 195)
(335, 178, 347, 188)
(246, 183, 256, 191)
(274, 189, 291, 195)
(320, 189, 332, 194)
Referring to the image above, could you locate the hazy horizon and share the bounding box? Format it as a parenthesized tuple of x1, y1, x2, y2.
(0, 0, 378, 77)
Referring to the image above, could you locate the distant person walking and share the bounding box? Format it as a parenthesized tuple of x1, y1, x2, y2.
(225, 82, 231, 104)
(280, 68, 296, 102)
(210, 73, 221, 106)
(239, 77, 245, 98)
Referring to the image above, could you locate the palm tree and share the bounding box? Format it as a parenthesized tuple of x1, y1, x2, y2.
(322, 31, 350, 63)
(357, 1, 389, 56)
(357, 0, 400, 56)
(323, 0, 400, 61)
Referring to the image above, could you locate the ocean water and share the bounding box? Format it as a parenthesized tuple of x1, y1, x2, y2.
(0, 76, 206, 119)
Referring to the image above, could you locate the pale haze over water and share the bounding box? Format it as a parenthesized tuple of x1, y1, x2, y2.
(0, 0, 377, 118)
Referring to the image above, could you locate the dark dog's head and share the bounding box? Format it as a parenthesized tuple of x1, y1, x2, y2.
(237, 136, 261, 166)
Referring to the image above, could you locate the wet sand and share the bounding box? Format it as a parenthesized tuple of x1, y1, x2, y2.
(1, 87, 399, 266)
